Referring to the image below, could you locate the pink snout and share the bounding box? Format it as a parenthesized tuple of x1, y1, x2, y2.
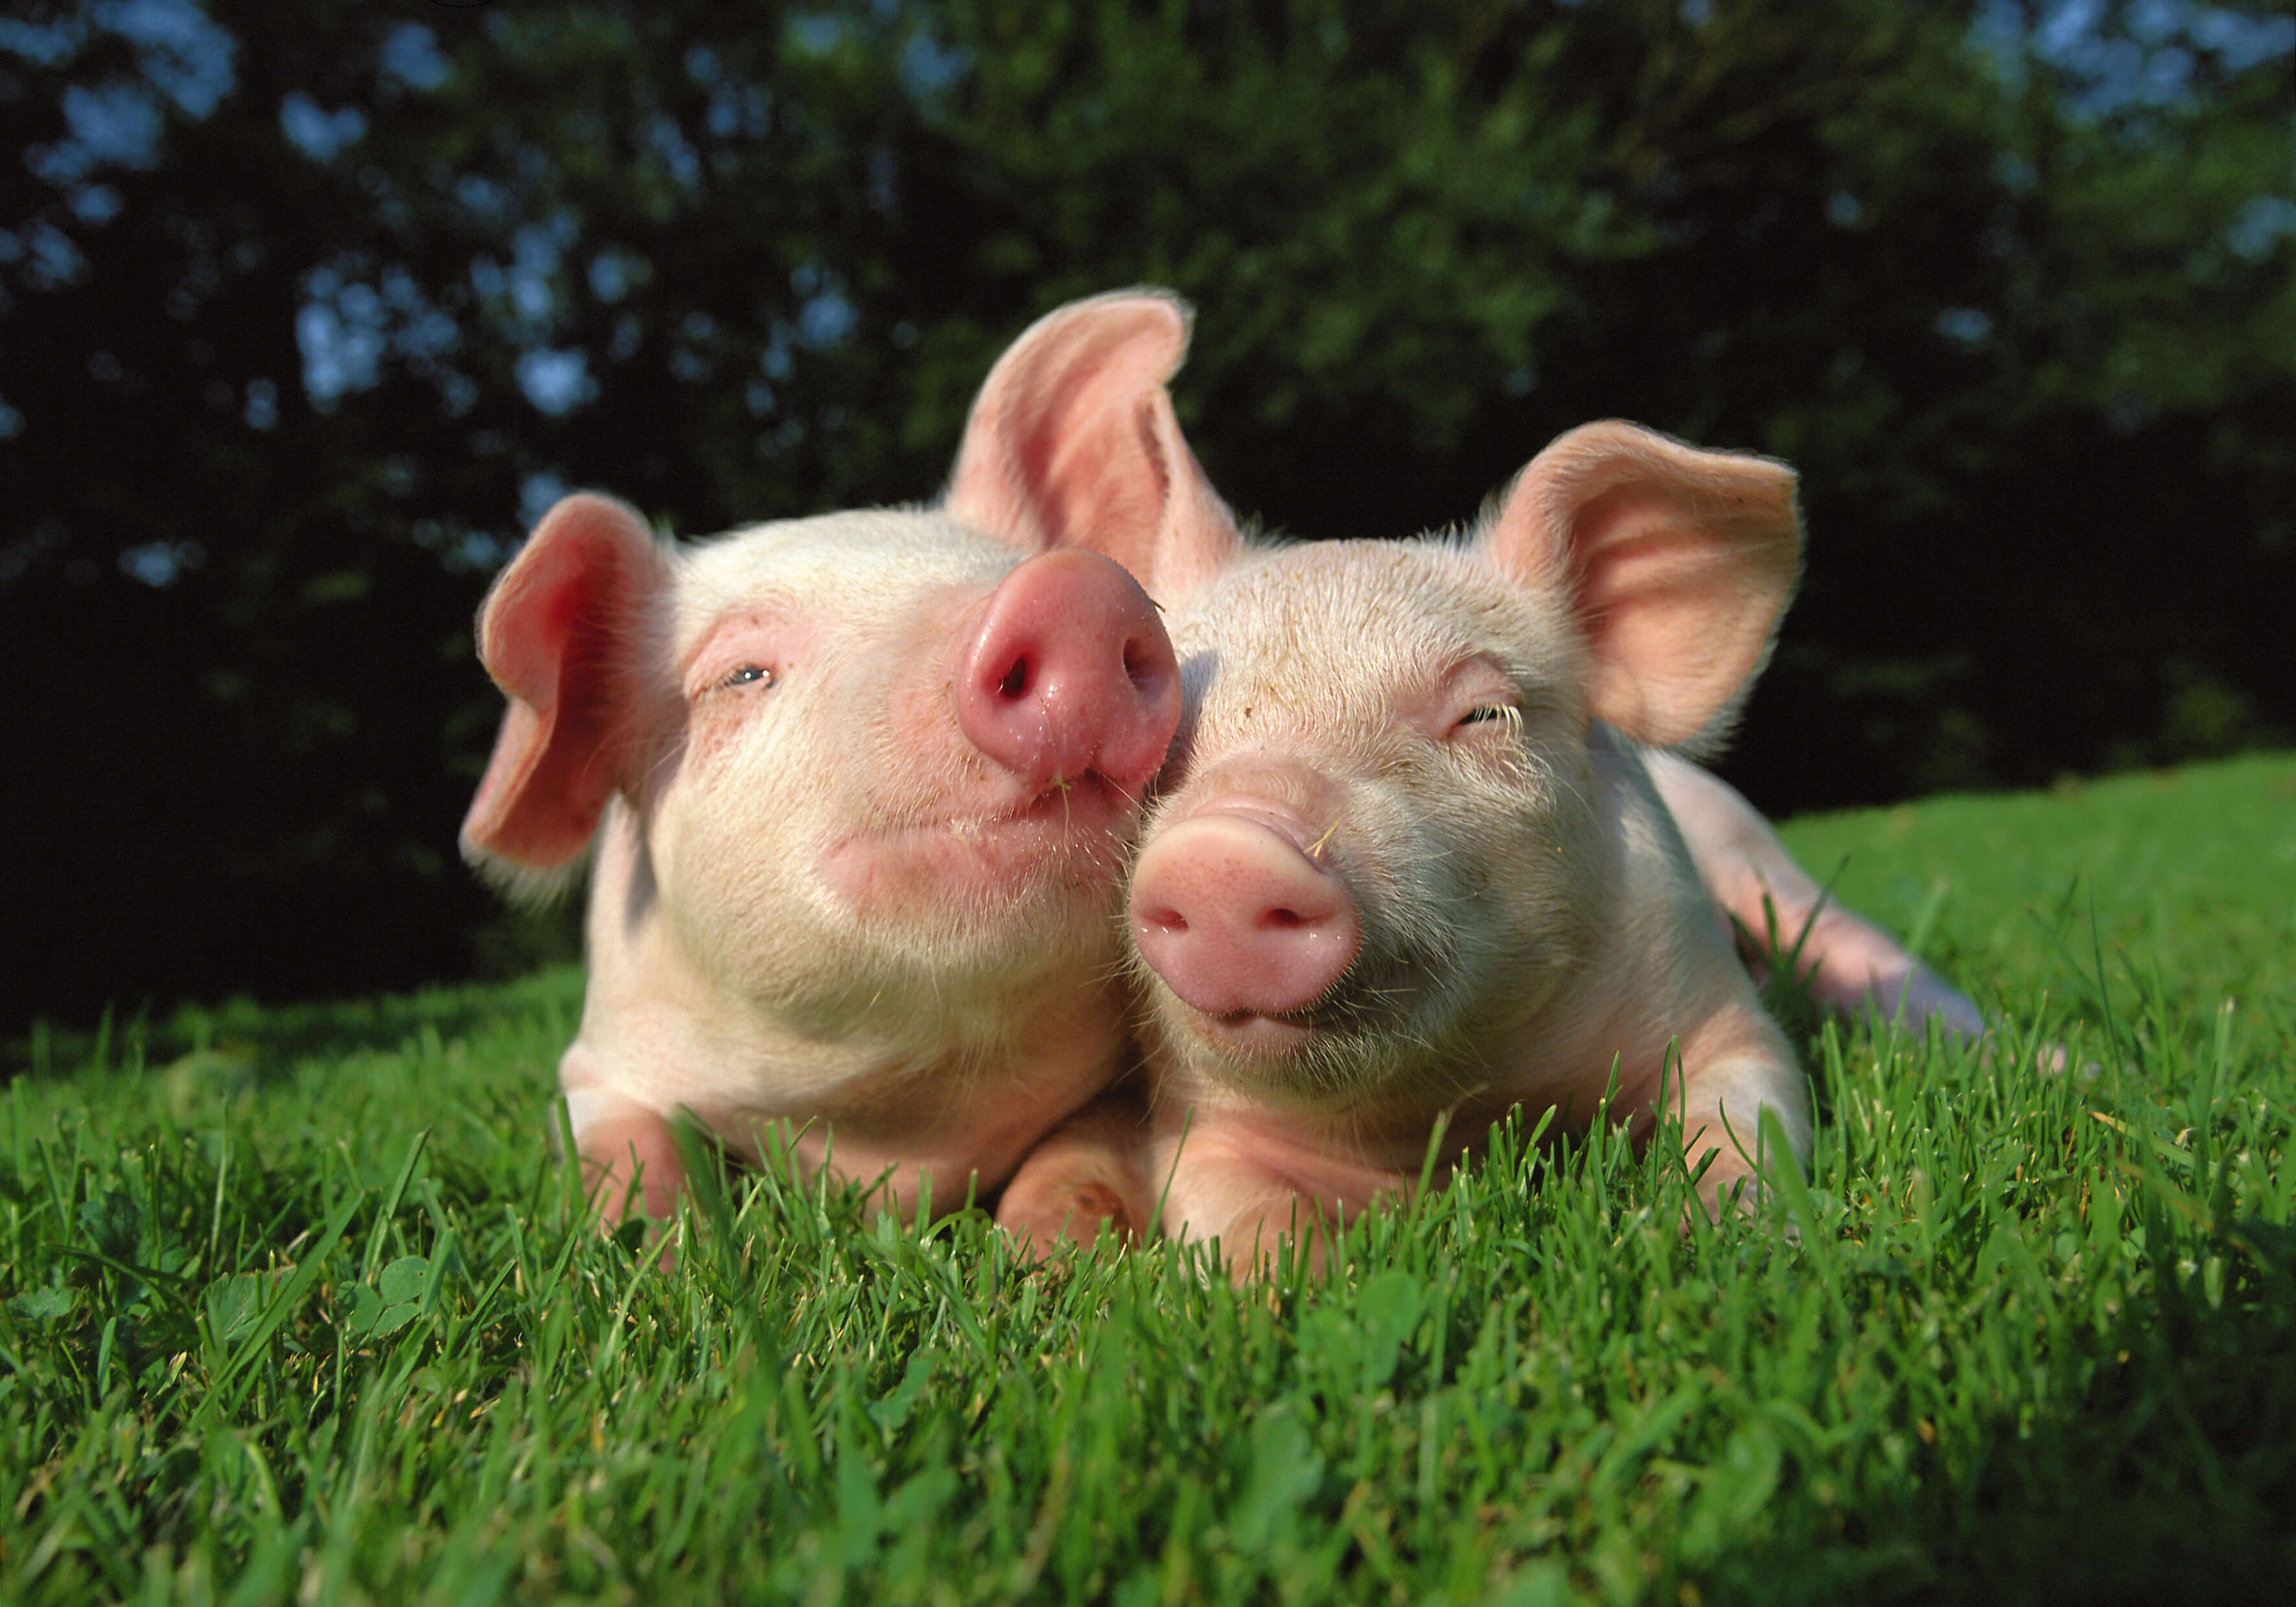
(1130, 811, 1361, 1018)
(957, 550, 1181, 794)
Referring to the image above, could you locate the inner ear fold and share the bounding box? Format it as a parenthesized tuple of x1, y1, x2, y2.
(944, 288, 1244, 603)
(461, 494, 673, 879)
(1485, 421, 1802, 748)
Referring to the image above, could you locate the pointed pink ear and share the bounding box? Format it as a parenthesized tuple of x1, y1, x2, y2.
(945, 288, 1244, 602)
(1485, 421, 1801, 748)
(459, 494, 672, 884)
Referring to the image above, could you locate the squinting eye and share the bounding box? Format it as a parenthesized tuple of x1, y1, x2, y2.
(1454, 704, 1518, 732)
(722, 664, 772, 690)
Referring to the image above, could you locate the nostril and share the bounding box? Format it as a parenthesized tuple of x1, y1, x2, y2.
(1121, 639, 1161, 694)
(1260, 908, 1305, 930)
(997, 656, 1033, 700)
(1138, 904, 1189, 936)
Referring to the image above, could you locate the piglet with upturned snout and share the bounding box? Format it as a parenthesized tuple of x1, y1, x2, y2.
(460, 292, 1214, 1225)
(1114, 421, 1813, 1268)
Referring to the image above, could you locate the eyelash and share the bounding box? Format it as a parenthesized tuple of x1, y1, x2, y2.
(1454, 704, 1520, 733)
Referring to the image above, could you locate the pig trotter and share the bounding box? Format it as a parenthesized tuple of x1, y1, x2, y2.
(570, 1097, 686, 1227)
(994, 1089, 1157, 1258)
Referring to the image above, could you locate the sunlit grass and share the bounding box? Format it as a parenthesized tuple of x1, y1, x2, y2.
(4, 754, 2291, 1603)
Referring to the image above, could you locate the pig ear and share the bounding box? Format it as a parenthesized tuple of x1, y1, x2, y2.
(945, 288, 1244, 602)
(459, 494, 672, 900)
(1484, 421, 1801, 750)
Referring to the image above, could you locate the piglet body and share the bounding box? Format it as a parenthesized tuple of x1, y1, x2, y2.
(1122, 424, 1813, 1267)
(461, 293, 1217, 1223)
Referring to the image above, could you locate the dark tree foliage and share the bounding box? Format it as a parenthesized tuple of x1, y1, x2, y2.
(2, 0, 2290, 1036)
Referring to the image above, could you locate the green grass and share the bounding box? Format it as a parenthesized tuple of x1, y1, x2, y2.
(5, 753, 2293, 1604)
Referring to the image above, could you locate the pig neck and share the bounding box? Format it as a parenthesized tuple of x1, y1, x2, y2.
(1151, 730, 1720, 1179)
(563, 802, 1130, 1200)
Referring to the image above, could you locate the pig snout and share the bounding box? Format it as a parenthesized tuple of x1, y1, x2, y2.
(1130, 811, 1360, 1018)
(957, 550, 1181, 796)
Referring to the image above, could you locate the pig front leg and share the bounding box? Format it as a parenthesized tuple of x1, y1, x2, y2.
(993, 1085, 1158, 1257)
(996, 1089, 1384, 1275)
(562, 1088, 686, 1225)
(1645, 751, 1986, 1041)
(1147, 1118, 1410, 1279)
(1636, 988, 1811, 1220)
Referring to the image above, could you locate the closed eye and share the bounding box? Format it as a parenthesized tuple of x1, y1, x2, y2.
(1452, 704, 1520, 734)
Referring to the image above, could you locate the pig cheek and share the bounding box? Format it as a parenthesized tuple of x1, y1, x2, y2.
(1468, 752, 1612, 1015)
(1347, 752, 1600, 1054)
(1328, 792, 1490, 1056)
(846, 665, 992, 844)
(649, 698, 856, 997)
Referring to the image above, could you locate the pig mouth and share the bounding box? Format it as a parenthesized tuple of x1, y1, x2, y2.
(1176, 1000, 1421, 1108)
(1180, 977, 1408, 1060)
(1156, 951, 1441, 1103)
(1196, 1006, 1327, 1061)
(826, 772, 1140, 909)
(947, 770, 1138, 847)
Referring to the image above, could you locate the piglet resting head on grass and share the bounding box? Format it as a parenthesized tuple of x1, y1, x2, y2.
(1120, 421, 1813, 1264)
(459, 292, 1220, 1225)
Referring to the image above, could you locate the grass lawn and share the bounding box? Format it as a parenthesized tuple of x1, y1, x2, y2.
(4, 752, 2293, 1604)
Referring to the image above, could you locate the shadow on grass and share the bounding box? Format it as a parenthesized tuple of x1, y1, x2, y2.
(1716, 1224, 2296, 1605)
(1, 964, 586, 1084)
